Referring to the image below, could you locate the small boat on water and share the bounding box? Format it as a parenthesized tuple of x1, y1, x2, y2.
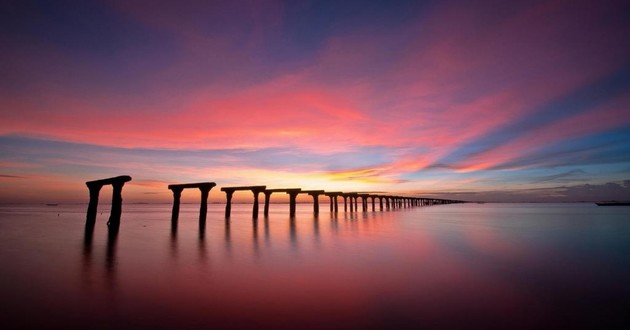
(595, 202, 630, 206)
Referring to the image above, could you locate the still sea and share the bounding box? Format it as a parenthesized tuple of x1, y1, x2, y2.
(1, 203, 629, 329)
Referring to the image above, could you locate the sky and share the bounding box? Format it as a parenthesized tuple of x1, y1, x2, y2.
(1, 0, 629, 203)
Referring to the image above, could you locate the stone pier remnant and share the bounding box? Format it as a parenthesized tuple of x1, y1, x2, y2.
(167, 182, 216, 229)
(85, 175, 132, 229)
(299, 190, 325, 215)
(357, 194, 370, 212)
(221, 186, 266, 219)
(323, 192, 342, 213)
(263, 188, 302, 217)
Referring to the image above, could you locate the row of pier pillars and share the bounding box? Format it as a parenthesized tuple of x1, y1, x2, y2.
(85, 176, 464, 229)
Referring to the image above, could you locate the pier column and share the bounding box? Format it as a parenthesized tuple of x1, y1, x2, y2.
(199, 186, 210, 224)
(379, 196, 383, 211)
(288, 191, 299, 218)
(252, 190, 260, 219)
(108, 181, 125, 229)
(311, 194, 320, 214)
(354, 196, 358, 212)
(329, 196, 334, 212)
(333, 195, 339, 213)
(86, 183, 102, 227)
(371, 196, 376, 212)
(170, 187, 183, 229)
(264, 191, 272, 217)
(224, 190, 234, 218)
(343, 195, 348, 212)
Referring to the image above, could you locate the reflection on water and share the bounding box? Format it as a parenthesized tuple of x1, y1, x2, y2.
(2, 203, 630, 328)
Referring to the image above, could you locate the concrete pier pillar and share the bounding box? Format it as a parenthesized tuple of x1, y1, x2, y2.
(224, 191, 234, 218)
(86, 184, 102, 227)
(252, 190, 260, 219)
(324, 192, 342, 214)
(371, 196, 376, 212)
(300, 190, 324, 215)
(312, 194, 320, 214)
(85, 175, 131, 229)
(385, 197, 390, 209)
(264, 191, 273, 217)
(328, 195, 334, 213)
(108, 181, 125, 228)
(343, 195, 348, 212)
(379, 196, 383, 211)
(221, 186, 266, 219)
(288, 191, 299, 218)
(170, 187, 183, 228)
(199, 186, 211, 224)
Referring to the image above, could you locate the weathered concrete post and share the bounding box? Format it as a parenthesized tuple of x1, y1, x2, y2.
(300, 190, 324, 215)
(168, 182, 216, 225)
(86, 184, 102, 227)
(343, 195, 348, 212)
(199, 185, 211, 224)
(371, 196, 376, 212)
(288, 190, 300, 218)
(221, 186, 267, 219)
(324, 192, 342, 214)
(85, 175, 131, 229)
(379, 196, 383, 211)
(224, 190, 234, 218)
(264, 191, 273, 217)
(170, 187, 183, 226)
(252, 190, 261, 219)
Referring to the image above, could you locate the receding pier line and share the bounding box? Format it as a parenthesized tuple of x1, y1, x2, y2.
(168, 182, 216, 230)
(221, 186, 266, 219)
(85, 175, 132, 230)
(263, 188, 302, 218)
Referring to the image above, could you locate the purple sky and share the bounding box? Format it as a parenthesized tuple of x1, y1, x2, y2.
(1, 0, 629, 203)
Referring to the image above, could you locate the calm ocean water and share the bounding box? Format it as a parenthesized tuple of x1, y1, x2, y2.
(1, 203, 629, 329)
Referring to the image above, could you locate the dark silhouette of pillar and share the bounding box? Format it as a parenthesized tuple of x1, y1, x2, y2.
(224, 190, 234, 218)
(343, 195, 348, 212)
(86, 184, 102, 227)
(379, 196, 383, 211)
(288, 191, 299, 218)
(252, 190, 260, 219)
(221, 186, 267, 219)
(168, 182, 216, 225)
(386, 196, 390, 209)
(371, 196, 376, 212)
(324, 192, 341, 214)
(264, 191, 273, 217)
(199, 185, 211, 224)
(85, 175, 131, 229)
(170, 187, 183, 231)
(301, 190, 324, 215)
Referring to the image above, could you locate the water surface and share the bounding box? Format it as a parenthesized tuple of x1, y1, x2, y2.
(1, 203, 629, 329)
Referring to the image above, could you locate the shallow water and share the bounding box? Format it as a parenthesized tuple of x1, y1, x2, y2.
(1, 203, 629, 329)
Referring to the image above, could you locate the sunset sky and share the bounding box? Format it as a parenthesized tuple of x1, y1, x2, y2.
(1, 0, 629, 203)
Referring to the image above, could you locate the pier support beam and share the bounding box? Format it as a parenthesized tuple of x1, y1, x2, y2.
(264, 188, 302, 218)
(221, 186, 267, 219)
(300, 190, 325, 215)
(85, 175, 132, 230)
(324, 192, 342, 214)
(168, 182, 216, 227)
